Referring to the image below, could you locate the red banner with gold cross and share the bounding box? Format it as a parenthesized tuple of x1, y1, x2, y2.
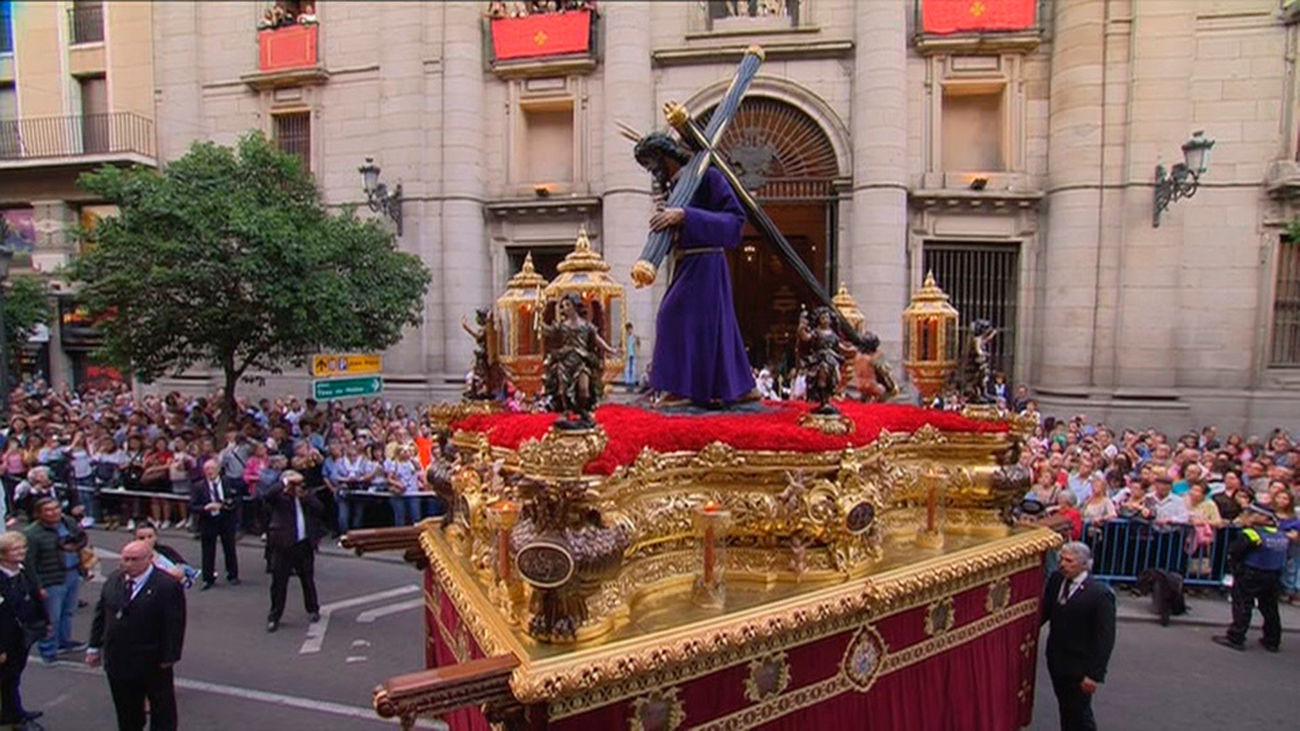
(491, 10, 592, 61)
(921, 0, 1036, 34)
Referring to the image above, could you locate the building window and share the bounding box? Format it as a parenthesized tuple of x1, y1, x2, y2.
(707, 0, 799, 28)
(1, 1, 15, 54)
(68, 0, 105, 45)
(521, 99, 573, 185)
(922, 243, 1020, 379)
(272, 111, 311, 169)
(941, 84, 1005, 173)
(1271, 236, 1300, 366)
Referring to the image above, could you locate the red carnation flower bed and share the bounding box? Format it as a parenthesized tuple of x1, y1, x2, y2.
(453, 401, 1007, 476)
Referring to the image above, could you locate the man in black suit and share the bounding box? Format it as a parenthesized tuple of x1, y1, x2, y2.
(190, 459, 239, 590)
(1040, 541, 1116, 731)
(88, 540, 186, 731)
(265, 470, 321, 633)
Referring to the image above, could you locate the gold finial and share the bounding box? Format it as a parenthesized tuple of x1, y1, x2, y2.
(663, 101, 690, 128)
(575, 226, 590, 252)
(552, 226, 610, 276)
(746, 44, 766, 62)
(923, 270, 938, 289)
(505, 250, 548, 290)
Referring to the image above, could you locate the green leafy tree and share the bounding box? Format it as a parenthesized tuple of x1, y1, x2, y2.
(70, 131, 430, 427)
(2, 274, 53, 379)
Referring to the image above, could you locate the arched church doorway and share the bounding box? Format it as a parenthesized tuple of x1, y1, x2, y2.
(698, 97, 839, 374)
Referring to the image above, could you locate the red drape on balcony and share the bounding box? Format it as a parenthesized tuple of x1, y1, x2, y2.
(490, 10, 591, 60)
(921, 0, 1036, 34)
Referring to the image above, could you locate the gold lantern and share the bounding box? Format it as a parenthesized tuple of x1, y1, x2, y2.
(543, 226, 627, 385)
(832, 282, 866, 335)
(832, 283, 866, 393)
(495, 252, 549, 398)
(902, 271, 959, 403)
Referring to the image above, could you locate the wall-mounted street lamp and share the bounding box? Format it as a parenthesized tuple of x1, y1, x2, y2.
(1153, 130, 1215, 228)
(359, 157, 403, 236)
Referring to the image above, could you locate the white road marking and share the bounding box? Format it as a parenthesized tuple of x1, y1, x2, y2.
(300, 584, 420, 655)
(346, 655, 368, 663)
(356, 598, 425, 624)
(38, 660, 443, 727)
(351, 639, 371, 648)
(93, 547, 121, 559)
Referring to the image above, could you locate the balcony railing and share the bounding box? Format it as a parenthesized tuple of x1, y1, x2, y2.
(0, 112, 155, 161)
(706, 0, 799, 29)
(68, 4, 105, 45)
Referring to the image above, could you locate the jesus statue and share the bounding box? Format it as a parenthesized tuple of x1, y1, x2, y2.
(634, 131, 757, 407)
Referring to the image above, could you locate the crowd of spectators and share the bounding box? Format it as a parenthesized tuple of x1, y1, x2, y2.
(1010, 401, 1300, 605)
(0, 381, 446, 541)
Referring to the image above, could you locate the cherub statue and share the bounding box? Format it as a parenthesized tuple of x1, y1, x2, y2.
(797, 306, 856, 414)
(537, 293, 614, 429)
(958, 318, 998, 405)
(462, 309, 508, 400)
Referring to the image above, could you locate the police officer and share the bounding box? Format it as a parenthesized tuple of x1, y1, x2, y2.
(1213, 504, 1287, 652)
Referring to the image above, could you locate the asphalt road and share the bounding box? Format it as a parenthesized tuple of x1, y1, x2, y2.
(18, 529, 1296, 730)
(1030, 611, 1299, 729)
(20, 529, 438, 730)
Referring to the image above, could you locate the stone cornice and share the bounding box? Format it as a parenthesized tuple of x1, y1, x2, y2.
(652, 39, 853, 67)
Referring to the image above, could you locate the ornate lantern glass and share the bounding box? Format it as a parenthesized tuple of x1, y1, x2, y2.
(495, 252, 550, 398)
(902, 271, 959, 403)
(832, 282, 866, 335)
(543, 227, 627, 385)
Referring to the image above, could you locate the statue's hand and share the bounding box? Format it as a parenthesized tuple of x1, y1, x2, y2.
(649, 207, 685, 231)
(630, 260, 657, 289)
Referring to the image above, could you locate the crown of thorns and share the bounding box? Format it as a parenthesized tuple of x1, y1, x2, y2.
(634, 131, 691, 166)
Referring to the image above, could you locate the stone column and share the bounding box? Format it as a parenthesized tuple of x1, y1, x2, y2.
(600, 2, 655, 363)
(849, 0, 908, 356)
(1038, 0, 1105, 391)
(439, 2, 490, 376)
(1110, 3, 1194, 390)
(375, 1, 433, 381)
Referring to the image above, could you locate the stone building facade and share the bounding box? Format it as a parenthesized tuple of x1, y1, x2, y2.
(78, 0, 1300, 433)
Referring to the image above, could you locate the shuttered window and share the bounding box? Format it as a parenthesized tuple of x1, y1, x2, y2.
(1271, 236, 1300, 365)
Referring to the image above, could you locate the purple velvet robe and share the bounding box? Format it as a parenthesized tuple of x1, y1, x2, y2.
(649, 167, 757, 404)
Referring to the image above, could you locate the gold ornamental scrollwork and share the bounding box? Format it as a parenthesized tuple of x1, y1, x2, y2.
(517, 426, 607, 482)
(923, 596, 956, 637)
(743, 651, 791, 703)
(629, 686, 685, 731)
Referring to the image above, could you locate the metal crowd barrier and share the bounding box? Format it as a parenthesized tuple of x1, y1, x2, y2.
(1081, 519, 1241, 588)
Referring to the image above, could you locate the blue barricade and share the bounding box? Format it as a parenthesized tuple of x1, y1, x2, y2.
(1081, 519, 1240, 588)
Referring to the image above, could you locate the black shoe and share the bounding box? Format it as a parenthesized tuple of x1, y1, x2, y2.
(309, 612, 321, 623)
(266, 621, 279, 633)
(228, 577, 241, 586)
(1212, 635, 1245, 651)
(1258, 638, 1280, 653)
(200, 581, 214, 591)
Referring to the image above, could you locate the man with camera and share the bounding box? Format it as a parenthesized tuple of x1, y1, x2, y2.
(264, 470, 321, 633)
(189, 460, 239, 591)
(23, 497, 88, 664)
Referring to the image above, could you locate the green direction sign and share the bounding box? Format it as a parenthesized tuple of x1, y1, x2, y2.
(312, 376, 383, 401)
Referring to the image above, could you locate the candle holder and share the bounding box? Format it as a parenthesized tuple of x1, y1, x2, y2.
(692, 501, 731, 610)
(915, 466, 946, 550)
(487, 498, 523, 621)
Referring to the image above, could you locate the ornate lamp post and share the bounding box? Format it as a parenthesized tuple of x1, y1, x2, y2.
(902, 271, 959, 404)
(1153, 130, 1215, 228)
(358, 157, 404, 235)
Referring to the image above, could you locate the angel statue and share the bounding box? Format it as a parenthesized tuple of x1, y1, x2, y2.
(537, 293, 615, 429)
(461, 309, 509, 400)
(958, 318, 998, 405)
(797, 306, 856, 414)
